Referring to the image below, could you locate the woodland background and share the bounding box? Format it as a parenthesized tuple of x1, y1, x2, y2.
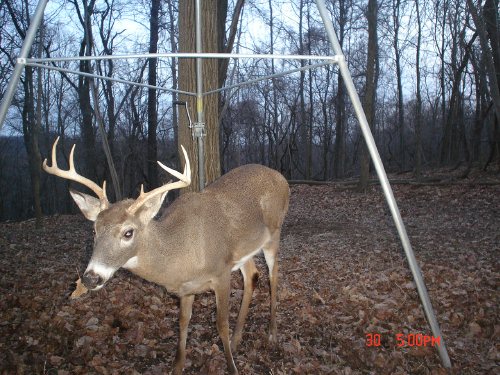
(0, 0, 499, 223)
(0, 1, 499, 373)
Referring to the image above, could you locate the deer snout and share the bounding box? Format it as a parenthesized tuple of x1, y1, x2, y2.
(82, 270, 103, 290)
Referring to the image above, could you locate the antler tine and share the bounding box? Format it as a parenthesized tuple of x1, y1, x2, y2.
(43, 137, 109, 209)
(157, 145, 191, 184)
(127, 145, 191, 215)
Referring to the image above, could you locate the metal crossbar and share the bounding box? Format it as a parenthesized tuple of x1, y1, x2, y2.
(23, 52, 342, 63)
(22, 60, 336, 98)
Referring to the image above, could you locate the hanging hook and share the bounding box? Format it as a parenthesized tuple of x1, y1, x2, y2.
(174, 101, 205, 139)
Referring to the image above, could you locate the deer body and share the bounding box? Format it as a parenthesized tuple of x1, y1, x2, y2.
(97, 164, 288, 296)
(43, 138, 289, 375)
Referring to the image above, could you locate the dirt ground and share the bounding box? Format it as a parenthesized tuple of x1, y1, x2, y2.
(0, 178, 498, 374)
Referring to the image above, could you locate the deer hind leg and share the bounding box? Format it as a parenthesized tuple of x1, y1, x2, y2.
(231, 258, 259, 352)
(173, 294, 195, 375)
(262, 230, 281, 345)
(214, 274, 239, 374)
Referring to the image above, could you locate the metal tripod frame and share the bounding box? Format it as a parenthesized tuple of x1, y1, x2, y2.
(0, 0, 451, 368)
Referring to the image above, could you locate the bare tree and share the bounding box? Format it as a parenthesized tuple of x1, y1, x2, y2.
(3, 0, 43, 226)
(359, 0, 379, 190)
(333, 0, 349, 179)
(392, 0, 406, 170)
(467, 0, 500, 169)
(147, 0, 160, 190)
(71, 0, 98, 181)
(414, 0, 423, 178)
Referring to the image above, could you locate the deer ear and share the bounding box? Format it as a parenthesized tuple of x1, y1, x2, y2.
(70, 189, 102, 221)
(137, 192, 168, 224)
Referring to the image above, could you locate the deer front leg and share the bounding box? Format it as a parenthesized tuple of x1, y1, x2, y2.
(173, 294, 195, 375)
(214, 275, 238, 375)
(231, 258, 258, 352)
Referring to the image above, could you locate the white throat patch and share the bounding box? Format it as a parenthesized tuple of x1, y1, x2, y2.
(122, 256, 139, 270)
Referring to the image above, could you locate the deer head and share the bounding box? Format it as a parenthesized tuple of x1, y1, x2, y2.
(43, 137, 191, 290)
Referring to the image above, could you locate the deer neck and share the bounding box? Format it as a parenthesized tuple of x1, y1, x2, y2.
(121, 213, 209, 295)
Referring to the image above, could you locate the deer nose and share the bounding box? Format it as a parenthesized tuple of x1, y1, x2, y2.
(82, 270, 103, 290)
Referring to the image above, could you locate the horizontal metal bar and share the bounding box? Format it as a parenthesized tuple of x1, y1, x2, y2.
(25, 62, 195, 97)
(26, 52, 343, 64)
(204, 61, 334, 96)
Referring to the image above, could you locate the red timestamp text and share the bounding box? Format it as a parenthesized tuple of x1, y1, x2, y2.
(365, 333, 441, 347)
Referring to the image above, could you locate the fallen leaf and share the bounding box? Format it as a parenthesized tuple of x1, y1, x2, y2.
(70, 277, 89, 299)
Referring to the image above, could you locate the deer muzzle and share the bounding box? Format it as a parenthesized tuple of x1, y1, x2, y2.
(82, 270, 104, 290)
(82, 260, 118, 290)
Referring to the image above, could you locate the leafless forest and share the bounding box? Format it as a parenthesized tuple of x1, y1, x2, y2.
(0, 0, 499, 373)
(0, 0, 499, 221)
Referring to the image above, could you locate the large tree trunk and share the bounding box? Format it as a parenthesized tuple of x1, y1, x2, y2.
(23, 65, 43, 227)
(358, 0, 378, 190)
(147, 0, 160, 190)
(178, 0, 220, 192)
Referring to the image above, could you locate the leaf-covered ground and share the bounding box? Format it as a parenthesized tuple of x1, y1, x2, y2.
(0, 181, 498, 374)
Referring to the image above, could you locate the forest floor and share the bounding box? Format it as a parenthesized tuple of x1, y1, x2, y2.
(0, 169, 498, 374)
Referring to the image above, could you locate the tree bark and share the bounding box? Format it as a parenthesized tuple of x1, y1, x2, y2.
(333, 0, 347, 179)
(358, 0, 378, 191)
(392, 0, 405, 170)
(467, 0, 500, 167)
(147, 0, 160, 190)
(73, 0, 97, 181)
(178, 0, 220, 192)
(5, 0, 44, 226)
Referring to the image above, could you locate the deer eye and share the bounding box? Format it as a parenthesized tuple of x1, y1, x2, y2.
(123, 229, 134, 239)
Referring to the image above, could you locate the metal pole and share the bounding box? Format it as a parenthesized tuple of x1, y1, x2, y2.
(25, 60, 335, 98)
(0, 0, 49, 131)
(204, 61, 333, 96)
(315, 0, 451, 368)
(194, 0, 205, 191)
(24, 62, 195, 97)
(26, 52, 341, 63)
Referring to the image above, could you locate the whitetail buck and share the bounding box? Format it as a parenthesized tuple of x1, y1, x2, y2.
(43, 137, 289, 374)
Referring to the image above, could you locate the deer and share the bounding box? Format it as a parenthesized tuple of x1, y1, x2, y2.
(43, 137, 289, 374)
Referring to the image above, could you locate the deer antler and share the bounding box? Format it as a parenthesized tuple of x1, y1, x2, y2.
(43, 137, 109, 209)
(127, 145, 191, 215)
